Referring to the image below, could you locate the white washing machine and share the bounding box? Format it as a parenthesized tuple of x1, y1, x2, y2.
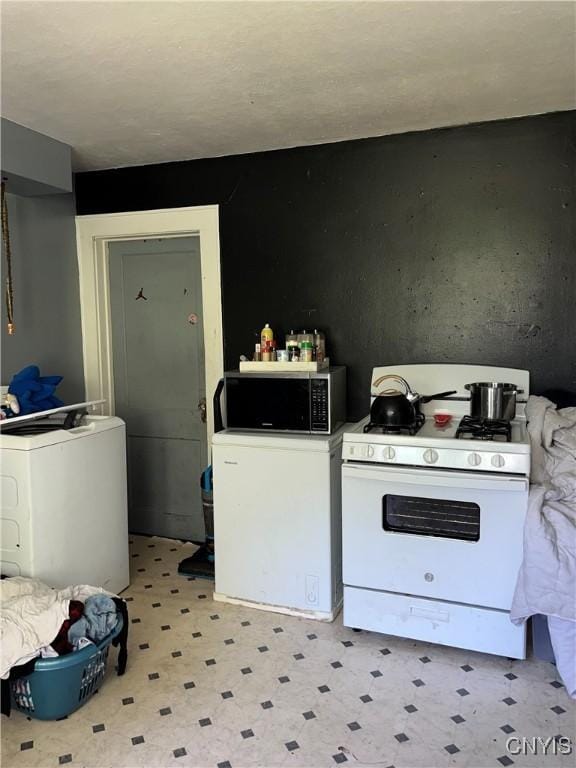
(0, 408, 130, 594)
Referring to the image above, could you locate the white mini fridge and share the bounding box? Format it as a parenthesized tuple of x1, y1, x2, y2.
(212, 426, 347, 620)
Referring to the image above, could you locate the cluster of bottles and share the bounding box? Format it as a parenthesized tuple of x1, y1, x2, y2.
(254, 324, 326, 363)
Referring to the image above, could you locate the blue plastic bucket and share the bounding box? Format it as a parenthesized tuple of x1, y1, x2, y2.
(10, 616, 123, 720)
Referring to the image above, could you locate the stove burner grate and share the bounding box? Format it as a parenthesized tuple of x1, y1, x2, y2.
(363, 413, 425, 436)
(456, 416, 512, 442)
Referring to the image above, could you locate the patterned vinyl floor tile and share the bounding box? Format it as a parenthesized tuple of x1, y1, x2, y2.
(2, 535, 574, 768)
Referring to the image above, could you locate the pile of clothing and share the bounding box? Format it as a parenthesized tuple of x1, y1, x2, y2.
(1, 577, 128, 716)
(511, 396, 576, 698)
(2, 365, 64, 418)
(44, 594, 122, 657)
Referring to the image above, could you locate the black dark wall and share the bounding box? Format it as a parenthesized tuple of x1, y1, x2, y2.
(76, 112, 576, 420)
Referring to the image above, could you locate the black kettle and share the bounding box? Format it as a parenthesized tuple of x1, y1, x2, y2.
(370, 375, 456, 427)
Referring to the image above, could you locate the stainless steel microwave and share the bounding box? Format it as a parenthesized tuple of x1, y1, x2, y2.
(223, 366, 346, 434)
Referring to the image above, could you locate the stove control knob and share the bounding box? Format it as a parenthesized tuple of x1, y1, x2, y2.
(491, 454, 505, 468)
(382, 446, 396, 460)
(366, 445, 375, 458)
(467, 452, 482, 467)
(423, 449, 439, 464)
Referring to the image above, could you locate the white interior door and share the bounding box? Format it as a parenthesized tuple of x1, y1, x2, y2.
(108, 236, 207, 540)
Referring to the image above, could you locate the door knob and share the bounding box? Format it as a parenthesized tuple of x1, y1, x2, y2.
(198, 397, 207, 423)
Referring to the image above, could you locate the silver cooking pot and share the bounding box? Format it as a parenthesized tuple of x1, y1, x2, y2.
(465, 382, 523, 421)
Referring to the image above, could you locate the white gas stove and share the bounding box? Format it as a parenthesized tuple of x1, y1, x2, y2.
(341, 364, 531, 659)
(343, 404, 530, 474)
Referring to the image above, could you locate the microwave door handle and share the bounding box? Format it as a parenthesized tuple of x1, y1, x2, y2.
(213, 378, 225, 433)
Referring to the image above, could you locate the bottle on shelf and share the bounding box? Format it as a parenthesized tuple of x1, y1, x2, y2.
(262, 342, 272, 362)
(286, 330, 299, 362)
(297, 330, 314, 349)
(300, 341, 313, 362)
(286, 330, 298, 351)
(314, 329, 326, 363)
(261, 323, 274, 348)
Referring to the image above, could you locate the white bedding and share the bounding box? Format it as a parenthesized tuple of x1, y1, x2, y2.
(511, 396, 576, 697)
(1, 577, 110, 679)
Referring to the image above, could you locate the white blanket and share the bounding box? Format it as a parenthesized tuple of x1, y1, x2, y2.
(511, 396, 576, 697)
(1, 577, 110, 679)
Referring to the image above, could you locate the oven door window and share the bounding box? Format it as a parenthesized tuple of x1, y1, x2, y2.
(383, 494, 480, 541)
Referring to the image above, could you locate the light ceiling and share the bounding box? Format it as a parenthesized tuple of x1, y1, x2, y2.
(1, 1, 575, 171)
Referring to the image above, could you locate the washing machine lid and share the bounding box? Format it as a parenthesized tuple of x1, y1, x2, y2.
(0, 401, 123, 450)
(0, 400, 104, 429)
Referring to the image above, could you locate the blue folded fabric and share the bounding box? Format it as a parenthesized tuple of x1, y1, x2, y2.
(68, 617, 89, 648)
(68, 595, 118, 646)
(8, 365, 64, 415)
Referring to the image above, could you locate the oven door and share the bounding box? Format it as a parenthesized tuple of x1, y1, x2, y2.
(342, 463, 528, 610)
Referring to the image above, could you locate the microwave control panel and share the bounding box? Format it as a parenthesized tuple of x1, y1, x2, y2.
(311, 378, 329, 431)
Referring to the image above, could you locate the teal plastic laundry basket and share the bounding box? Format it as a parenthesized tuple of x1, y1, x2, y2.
(10, 616, 123, 721)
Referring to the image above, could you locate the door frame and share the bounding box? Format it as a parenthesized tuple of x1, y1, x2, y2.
(75, 205, 223, 443)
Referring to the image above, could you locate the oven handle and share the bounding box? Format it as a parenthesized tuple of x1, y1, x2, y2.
(342, 463, 528, 492)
